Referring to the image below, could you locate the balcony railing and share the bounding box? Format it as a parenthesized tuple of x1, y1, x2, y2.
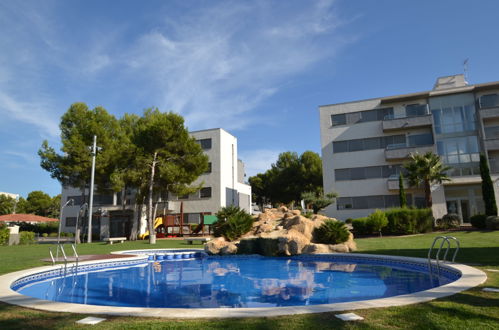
(478, 94, 499, 109)
(383, 105, 432, 131)
(385, 144, 435, 160)
(383, 104, 430, 120)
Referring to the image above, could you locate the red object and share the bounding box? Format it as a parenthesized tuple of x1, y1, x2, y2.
(156, 233, 166, 238)
(0, 214, 58, 223)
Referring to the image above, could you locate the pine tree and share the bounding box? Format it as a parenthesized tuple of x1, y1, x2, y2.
(479, 154, 497, 216)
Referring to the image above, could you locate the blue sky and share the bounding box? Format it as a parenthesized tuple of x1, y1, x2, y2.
(1, 0, 499, 198)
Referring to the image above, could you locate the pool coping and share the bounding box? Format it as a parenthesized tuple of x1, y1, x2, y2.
(0, 251, 487, 319)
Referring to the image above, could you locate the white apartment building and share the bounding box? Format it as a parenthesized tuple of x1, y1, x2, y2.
(319, 74, 499, 224)
(60, 128, 251, 238)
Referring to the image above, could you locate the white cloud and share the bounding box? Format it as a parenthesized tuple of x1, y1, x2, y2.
(121, 0, 348, 131)
(239, 149, 282, 178)
(0, 91, 59, 137)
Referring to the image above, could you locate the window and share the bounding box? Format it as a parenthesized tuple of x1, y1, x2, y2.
(485, 126, 499, 139)
(94, 194, 113, 206)
(334, 165, 403, 181)
(336, 197, 353, 210)
(336, 194, 412, 210)
(437, 136, 479, 165)
(331, 108, 394, 126)
(178, 193, 189, 200)
(67, 196, 84, 206)
(197, 138, 212, 149)
(432, 104, 476, 134)
(66, 217, 76, 227)
(333, 135, 405, 153)
(205, 162, 212, 174)
(331, 114, 346, 126)
(406, 104, 428, 117)
(479, 94, 498, 108)
(407, 133, 433, 147)
(333, 141, 348, 153)
(200, 187, 212, 198)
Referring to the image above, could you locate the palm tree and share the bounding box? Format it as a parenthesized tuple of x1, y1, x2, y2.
(404, 152, 451, 208)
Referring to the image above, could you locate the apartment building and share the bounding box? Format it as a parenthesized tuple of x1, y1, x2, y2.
(319, 74, 499, 223)
(60, 128, 251, 238)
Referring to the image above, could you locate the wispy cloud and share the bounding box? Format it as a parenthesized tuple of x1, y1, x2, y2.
(121, 0, 348, 130)
(0, 91, 59, 137)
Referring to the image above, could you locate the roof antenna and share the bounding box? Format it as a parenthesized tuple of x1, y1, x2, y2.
(463, 58, 469, 84)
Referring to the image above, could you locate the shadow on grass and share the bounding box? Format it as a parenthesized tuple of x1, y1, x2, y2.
(355, 247, 499, 267)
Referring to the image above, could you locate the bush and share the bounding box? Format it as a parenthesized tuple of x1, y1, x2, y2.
(351, 217, 369, 235)
(314, 220, 350, 244)
(49, 232, 58, 237)
(437, 213, 460, 230)
(19, 231, 35, 245)
(344, 218, 353, 224)
(367, 210, 388, 234)
(42, 233, 48, 238)
(470, 214, 487, 229)
(486, 216, 499, 230)
(384, 208, 433, 235)
(303, 211, 314, 219)
(0, 223, 9, 245)
(213, 206, 254, 241)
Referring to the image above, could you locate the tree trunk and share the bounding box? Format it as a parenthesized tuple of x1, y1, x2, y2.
(424, 180, 432, 208)
(148, 152, 158, 244)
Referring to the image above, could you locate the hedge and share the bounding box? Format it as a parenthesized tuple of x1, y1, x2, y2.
(384, 208, 433, 235)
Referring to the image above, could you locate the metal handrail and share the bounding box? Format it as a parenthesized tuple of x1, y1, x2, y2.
(60, 244, 68, 275)
(71, 244, 79, 272)
(428, 236, 460, 275)
(49, 248, 55, 266)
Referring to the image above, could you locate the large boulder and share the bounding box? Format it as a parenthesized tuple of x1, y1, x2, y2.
(204, 237, 232, 255)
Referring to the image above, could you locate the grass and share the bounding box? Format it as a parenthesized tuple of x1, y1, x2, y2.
(0, 231, 498, 329)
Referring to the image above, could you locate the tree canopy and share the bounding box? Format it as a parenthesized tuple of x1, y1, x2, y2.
(0, 192, 60, 217)
(248, 150, 323, 206)
(39, 104, 209, 244)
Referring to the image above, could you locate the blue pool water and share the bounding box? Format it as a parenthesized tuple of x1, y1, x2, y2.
(15, 256, 458, 308)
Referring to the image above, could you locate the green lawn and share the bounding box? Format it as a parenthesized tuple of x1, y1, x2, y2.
(0, 231, 498, 329)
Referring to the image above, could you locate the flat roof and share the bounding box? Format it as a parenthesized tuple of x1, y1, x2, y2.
(319, 80, 499, 109)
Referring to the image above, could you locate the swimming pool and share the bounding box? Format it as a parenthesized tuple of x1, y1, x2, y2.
(0, 250, 487, 318)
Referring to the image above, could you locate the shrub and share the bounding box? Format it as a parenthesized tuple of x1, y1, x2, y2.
(437, 213, 460, 230)
(19, 231, 35, 245)
(344, 218, 353, 224)
(351, 217, 369, 235)
(470, 214, 487, 229)
(213, 206, 254, 241)
(384, 208, 433, 235)
(314, 220, 350, 244)
(42, 233, 49, 238)
(486, 216, 499, 230)
(49, 232, 58, 237)
(367, 210, 388, 234)
(0, 223, 9, 245)
(303, 211, 314, 219)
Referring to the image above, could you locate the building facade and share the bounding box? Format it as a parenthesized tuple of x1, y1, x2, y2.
(60, 128, 251, 238)
(319, 75, 499, 223)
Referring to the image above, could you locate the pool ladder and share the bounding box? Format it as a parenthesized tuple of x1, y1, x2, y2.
(49, 244, 79, 276)
(428, 236, 460, 276)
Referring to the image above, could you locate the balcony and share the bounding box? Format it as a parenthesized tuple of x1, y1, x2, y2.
(382, 104, 432, 132)
(485, 138, 499, 151)
(479, 94, 499, 120)
(480, 107, 499, 120)
(385, 144, 435, 161)
(383, 114, 433, 132)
